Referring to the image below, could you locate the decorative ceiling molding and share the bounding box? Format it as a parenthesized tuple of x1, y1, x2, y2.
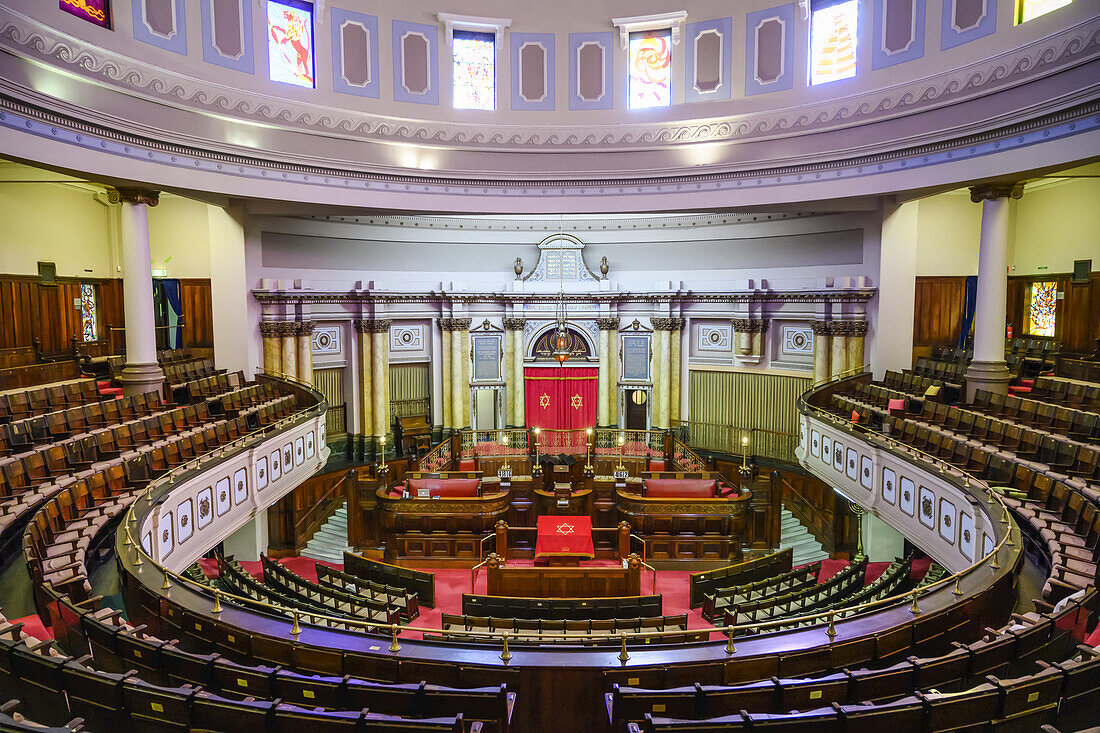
(1, 95, 1096, 201)
(0, 7, 1095, 156)
(299, 211, 822, 230)
(438, 13, 511, 47)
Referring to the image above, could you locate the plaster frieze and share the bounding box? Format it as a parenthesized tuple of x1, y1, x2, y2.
(0, 5, 1096, 161)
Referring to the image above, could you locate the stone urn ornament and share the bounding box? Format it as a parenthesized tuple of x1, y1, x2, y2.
(514, 257, 524, 279)
(600, 256, 610, 279)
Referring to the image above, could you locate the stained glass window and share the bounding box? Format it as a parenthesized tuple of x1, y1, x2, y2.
(267, 0, 314, 88)
(59, 0, 111, 28)
(1027, 282, 1057, 337)
(629, 30, 672, 109)
(810, 0, 858, 85)
(80, 283, 98, 342)
(1016, 0, 1072, 24)
(452, 31, 495, 110)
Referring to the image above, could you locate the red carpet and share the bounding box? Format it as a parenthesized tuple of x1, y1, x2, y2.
(12, 614, 53, 641)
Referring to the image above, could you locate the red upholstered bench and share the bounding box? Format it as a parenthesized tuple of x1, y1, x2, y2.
(644, 478, 719, 498)
(406, 478, 481, 498)
(458, 458, 476, 471)
(648, 458, 666, 471)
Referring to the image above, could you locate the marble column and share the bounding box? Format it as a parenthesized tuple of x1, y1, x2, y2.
(279, 321, 298, 380)
(608, 327, 619, 426)
(811, 321, 832, 384)
(965, 182, 1023, 400)
(596, 318, 618, 427)
(669, 318, 684, 425)
(751, 319, 768, 358)
(830, 322, 848, 380)
(440, 319, 453, 431)
(370, 320, 391, 452)
(451, 318, 471, 429)
(296, 321, 314, 386)
(504, 328, 514, 426)
(354, 320, 373, 456)
(846, 321, 869, 373)
(504, 318, 526, 427)
(652, 319, 676, 429)
(259, 321, 282, 375)
(115, 188, 165, 396)
(460, 326, 471, 429)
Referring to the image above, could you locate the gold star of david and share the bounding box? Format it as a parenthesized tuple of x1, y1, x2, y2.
(539, 392, 551, 408)
(571, 393, 583, 409)
(556, 522, 575, 535)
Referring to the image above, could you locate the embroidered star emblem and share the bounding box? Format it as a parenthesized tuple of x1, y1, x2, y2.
(556, 522, 575, 535)
(571, 393, 583, 409)
(539, 393, 551, 408)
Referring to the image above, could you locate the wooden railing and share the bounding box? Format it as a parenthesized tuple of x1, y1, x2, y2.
(325, 402, 347, 437)
(672, 420, 797, 463)
(267, 470, 349, 557)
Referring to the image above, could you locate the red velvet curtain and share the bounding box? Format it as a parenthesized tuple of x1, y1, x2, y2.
(524, 367, 598, 452)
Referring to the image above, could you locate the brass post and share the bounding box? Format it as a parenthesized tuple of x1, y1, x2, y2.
(909, 592, 921, 615)
(618, 633, 630, 663)
(826, 612, 837, 639)
(389, 623, 401, 652)
(990, 550, 1001, 570)
(290, 611, 301, 636)
(952, 577, 963, 596)
(500, 632, 512, 662)
(211, 590, 223, 614)
(161, 574, 172, 591)
(725, 627, 736, 655)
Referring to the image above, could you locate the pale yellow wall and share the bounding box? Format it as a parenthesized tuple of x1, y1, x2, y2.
(147, 195, 212, 278)
(913, 193, 981, 276)
(914, 178, 1098, 277)
(1013, 178, 1100, 276)
(0, 183, 114, 278)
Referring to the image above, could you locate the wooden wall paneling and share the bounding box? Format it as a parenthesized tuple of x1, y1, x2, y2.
(179, 279, 213, 348)
(912, 276, 967, 347)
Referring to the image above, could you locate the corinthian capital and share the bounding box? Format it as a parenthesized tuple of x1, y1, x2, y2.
(502, 317, 527, 331)
(259, 321, 282, 338)
(114, 187, 160, 206)
(595, 318, 620, 331)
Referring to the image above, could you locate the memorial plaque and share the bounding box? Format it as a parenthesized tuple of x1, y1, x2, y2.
(622, 335, 650, 381)
(472, 334, 501, 381)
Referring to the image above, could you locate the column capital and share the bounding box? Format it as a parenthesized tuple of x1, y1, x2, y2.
(651, 317, 681, 331)
(367, 319, 391, 333)
(810, 320, 833, 335)
(276, 321, 298, 337)
(296, 321, 315, 336)
(595, 317, 620, 331)
(733, 318, 768, 333)
(450, 317, 472, 331)
(969, 182, 1024, 203)
(112, 187, 160, 206)
(502, 317, 527, 330)
(259, 321, 282, 338)
(846, 320, 869, 337)
(353, 319, 373, 334)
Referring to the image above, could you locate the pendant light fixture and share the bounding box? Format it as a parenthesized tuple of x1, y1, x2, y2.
(551, 215, 571, 366)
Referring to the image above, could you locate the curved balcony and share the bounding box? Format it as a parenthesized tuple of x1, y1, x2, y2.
(109, 366, 1023, 731)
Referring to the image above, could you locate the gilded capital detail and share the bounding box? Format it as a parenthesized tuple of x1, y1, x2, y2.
(502, 317, 527, 330)
(296, 321, 315, 336)
(969, 182, 1024, 202)
(259, 321, 282, 338)
(596, 318, 620, 331)
(367, 319, 391, 333)
(732, 319, 768, 333)
(651, 317, 681, 331)
(450, 318, 472, 331)
(847, 321, 869, 337)
(353, 319, 373, 334)
(811, 320, 833, 335)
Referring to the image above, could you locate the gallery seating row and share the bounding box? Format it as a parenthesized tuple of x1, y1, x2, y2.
(881, 371, 958, 403)
(260, 555, 403, 625)
(440, 613, 689, 636)
(0, 612, 483, 733)
(214, 554, 395, 632)
(461, 594, 663, 620)
(0, 380, 103, 425)
(607, 588, 1096, 733)
(701, 561, 821, 622)
(170, 371, 243, 405)
(973, 389, 1100, 438)
(1055, 356, 1100, 383)
(161, 358, 220, 385)
(73, 602, 513, 732)
(723, 560, 868, 631)
(688, 548, 794, 608)
(315, 564, 419, 621)
(1029, 376, 1100, 411)
(911, 357, 967, 383)
(343, 551, 436, 608)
